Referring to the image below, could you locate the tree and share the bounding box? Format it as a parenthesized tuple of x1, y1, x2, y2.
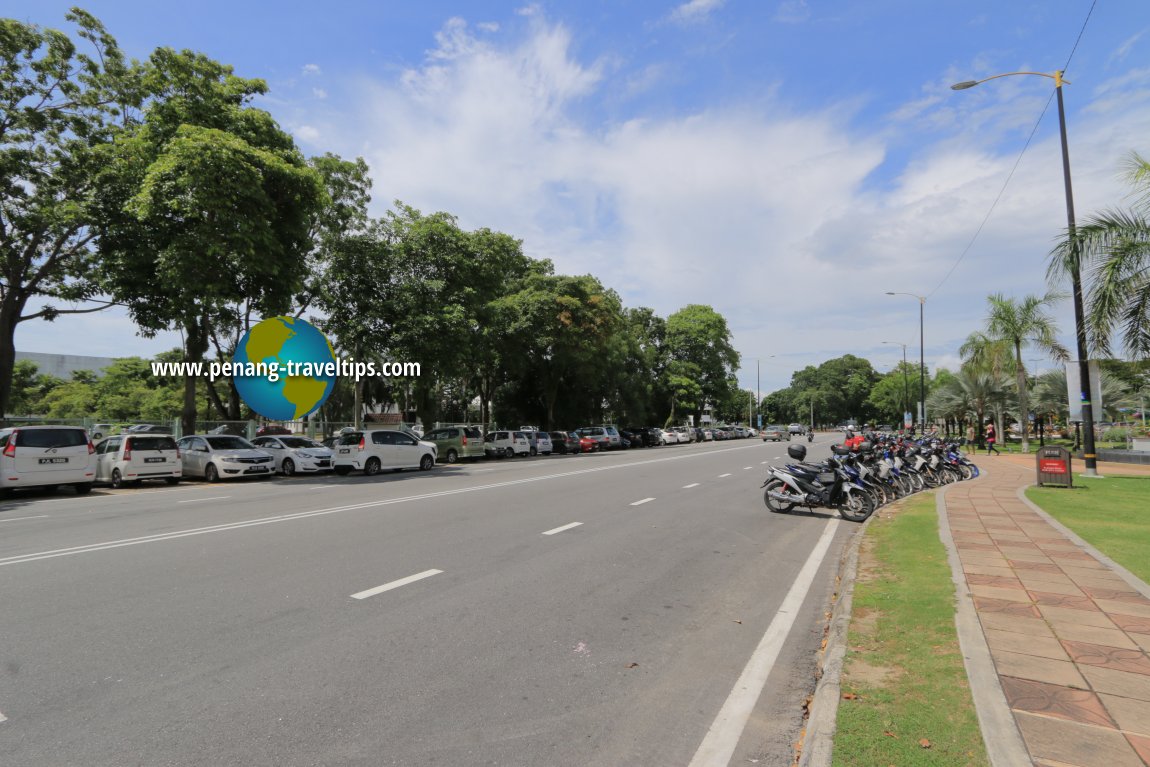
(95, 48, 325, 435)
(960, 292, 1068, 453)
(1050, 151, 1150, 359)
(664, 305, 739, 422)
(0, 10, 140, 417)
(927, 367, 1011, 448)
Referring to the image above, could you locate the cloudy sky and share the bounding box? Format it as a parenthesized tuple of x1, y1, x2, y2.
(10, 0, 1150, 395)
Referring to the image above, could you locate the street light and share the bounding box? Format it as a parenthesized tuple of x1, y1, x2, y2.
(882, 340, 910, 429)
(748, 355, 775, 429)
(951, 69, 1099, 476)
(886, 292, 926, 433)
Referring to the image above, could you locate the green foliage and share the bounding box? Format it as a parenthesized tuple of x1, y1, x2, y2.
(664, 304, 739, 421)
(764, 355, 880, 426)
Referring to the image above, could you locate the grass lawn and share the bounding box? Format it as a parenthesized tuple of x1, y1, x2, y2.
(1026, 474, 1150, 584)
(833, 493, 989, 767)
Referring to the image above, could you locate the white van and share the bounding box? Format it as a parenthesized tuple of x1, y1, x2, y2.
(94, 434, 182, 488)
(0, 425, 95, 495)
(332, 430, 437, 475)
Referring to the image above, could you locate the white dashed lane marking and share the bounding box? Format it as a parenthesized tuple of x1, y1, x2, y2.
(718, 473, 732, 478)
(682, 483, 700, 489)
(630, 497, 655, 506)
(351, 569, 443, 600)
(177, 496, 231, 504)
(542, 522, 582, 535)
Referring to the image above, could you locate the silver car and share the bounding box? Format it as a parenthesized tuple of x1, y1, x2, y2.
(251, 435, 335, 475)
(176, 435, 275, 482)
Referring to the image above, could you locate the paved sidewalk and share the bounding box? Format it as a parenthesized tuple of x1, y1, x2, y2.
(943, 455, 1150, 767)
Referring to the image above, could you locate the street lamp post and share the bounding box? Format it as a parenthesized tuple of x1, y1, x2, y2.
(886, 292, 926, 433)
(951, 69, 1099, 476)
(883, 341, 909, 429)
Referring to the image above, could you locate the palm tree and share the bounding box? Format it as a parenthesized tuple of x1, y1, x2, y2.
(928, 367, 1011, 449)
(960, 293, 1069, 453)
(1050, 151, 1150, 359)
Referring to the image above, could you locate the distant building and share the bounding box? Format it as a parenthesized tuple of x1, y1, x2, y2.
(14, 351, 117, 380)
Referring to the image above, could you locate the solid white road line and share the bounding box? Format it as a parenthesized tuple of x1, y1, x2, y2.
(177, 496, 231, 504)
(688, 518, 840, 767)
(743, 466, 753, 470)
(718, 473, 732, 478)
(542, 522, 583, 536)
(629, 497, 655, 506)
(351, 569, 443, 600)
(682, 483, 700, 489)
(0, 515, 49, 523)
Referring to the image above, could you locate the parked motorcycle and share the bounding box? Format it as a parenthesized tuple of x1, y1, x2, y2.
(762, 443, 873, 522)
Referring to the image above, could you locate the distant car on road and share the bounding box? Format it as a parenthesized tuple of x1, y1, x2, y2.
(762, 425, 789, 442)
(788, 423, 805, 435)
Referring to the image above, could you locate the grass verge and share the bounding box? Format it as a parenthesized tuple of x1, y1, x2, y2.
(832, 493, 989, 767)
(1026, 473, 1150, 584)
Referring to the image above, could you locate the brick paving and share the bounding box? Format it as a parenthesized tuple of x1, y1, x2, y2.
(944, 454, 1150, 767)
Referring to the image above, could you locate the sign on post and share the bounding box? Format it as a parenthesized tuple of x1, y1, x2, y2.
(1036, 445, 1073, 488)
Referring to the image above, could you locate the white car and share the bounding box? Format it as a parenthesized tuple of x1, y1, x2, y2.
(333, 430, 437, 475)
(672, 426, 695, 443)
(660, 429, 680, 445)
(485, 430, 530, 458)
(0, 425, 95, 495)
(251, 435, 335, 475)
(95, 434, 181, 488)
(176, 435, 275, 482)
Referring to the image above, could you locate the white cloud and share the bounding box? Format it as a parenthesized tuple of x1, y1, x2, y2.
(668, 0, 725, 25)
(302, 63, 321, 76)
(312, 87, 328, 100)
(775, 0, 810, 24)
(295, 124, 321, 143)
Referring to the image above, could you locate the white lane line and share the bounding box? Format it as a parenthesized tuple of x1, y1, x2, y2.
(542, 522, 583, 536)
(351, 569, 443, 600)
(689, 518, 840, 767)
(682, 483, 700, 489)
(761, 461, 768, 465)
(0, 710, 6, 723)
(743, 466, 753, 470)
(0, 515, 49, 523)
(1, 442, 765, 569)
(718, 473, 732, 478)
(177, 496, 231, 504)
(629, 497, 655, 506)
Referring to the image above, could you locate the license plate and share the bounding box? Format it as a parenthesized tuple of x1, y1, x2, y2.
(246, 466, 269, 473)
(145, 457, 165, 463)
(38, 457, 68, 464)
(339, 448, 350, 453)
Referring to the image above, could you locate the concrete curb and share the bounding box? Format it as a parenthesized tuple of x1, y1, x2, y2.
(1015, 483, 1150, 601)
(797, 518, 867, 767)
(936, 469, 1032, 767)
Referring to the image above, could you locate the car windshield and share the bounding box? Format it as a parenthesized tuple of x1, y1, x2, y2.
(205, 436, 255, 450)
(14, 428, 88, 448)
(280, 437, 323, 449)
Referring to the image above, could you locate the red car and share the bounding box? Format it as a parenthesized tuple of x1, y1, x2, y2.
(256, 424, 292, 437)
(576, 432, 599, 453)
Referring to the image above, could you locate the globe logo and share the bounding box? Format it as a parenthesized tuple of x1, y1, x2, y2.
(232, 316, 337, 420)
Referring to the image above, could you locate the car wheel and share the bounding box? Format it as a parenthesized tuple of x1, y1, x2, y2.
(165, 477, 180, 485)
(205, 464, 220, 483)
(505, 447, 515, 459)
(282, 458, 296, 476)
(364, 457, 382, 476)
(445, 449, 458, 464)
(419, 454, 434, 471)
(73, 482, 93, 495)
(334, 466, 352, 476)
(111, 469, 124, 489)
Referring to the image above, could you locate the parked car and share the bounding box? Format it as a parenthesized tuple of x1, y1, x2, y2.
(251, 435, 335, 474)
(524, 430, 553, 456)
(702, 429, 714, 441)
(672, 426, 695, 443)
(90, 423, 114, 440)
(124, 424, 172, 435)
(0, 425, 95, 495)
(332, 430, 437, 475)
(549, 431, 581, 454)
(176, 435, 274, 482)
(256, 424, 292, 437)
(761, 425, 789, 442)
(95, 434, 181, 488)
(712, 428, 729, 441)
(660, 428, 680, 445)
(422, 426, 486, 463)
(576, 426, 611, 451)
(484, 430, 531, 459)
(576, 433, 600, 453)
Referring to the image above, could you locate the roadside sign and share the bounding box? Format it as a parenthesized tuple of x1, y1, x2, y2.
(1036, 445, 1073, 488)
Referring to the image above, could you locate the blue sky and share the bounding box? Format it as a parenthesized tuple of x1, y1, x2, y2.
(10, 0, 1150, 396)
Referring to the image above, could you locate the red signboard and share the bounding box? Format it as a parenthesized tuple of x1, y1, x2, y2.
(1040, 459, 1067, 474)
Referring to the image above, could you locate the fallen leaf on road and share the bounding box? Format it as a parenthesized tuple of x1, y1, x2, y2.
(626, 662, 639, 668)
(883, 731, 897, 738)
(732, 619, 742, 624)
(841, 692, 858, 700)
(919, 738, 932, 749)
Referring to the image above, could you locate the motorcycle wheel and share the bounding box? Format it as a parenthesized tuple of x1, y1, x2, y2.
(839, 491, 874, 523)
(763, 479, 799, 514)
(959, 464, 974, 481)
(910, 472, 925, 492)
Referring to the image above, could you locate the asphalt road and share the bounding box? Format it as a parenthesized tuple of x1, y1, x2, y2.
(0, 434, 852, 767)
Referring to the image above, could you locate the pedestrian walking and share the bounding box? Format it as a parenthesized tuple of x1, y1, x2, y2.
(965, 423, 976, 447)
(985, 420, 1000, 455)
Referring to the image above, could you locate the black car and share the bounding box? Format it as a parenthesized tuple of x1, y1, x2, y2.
(549, 431, 580, 455)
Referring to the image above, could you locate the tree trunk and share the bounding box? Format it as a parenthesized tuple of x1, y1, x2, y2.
(0, 311, 18, 420)
(182, 313, 210, 437)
